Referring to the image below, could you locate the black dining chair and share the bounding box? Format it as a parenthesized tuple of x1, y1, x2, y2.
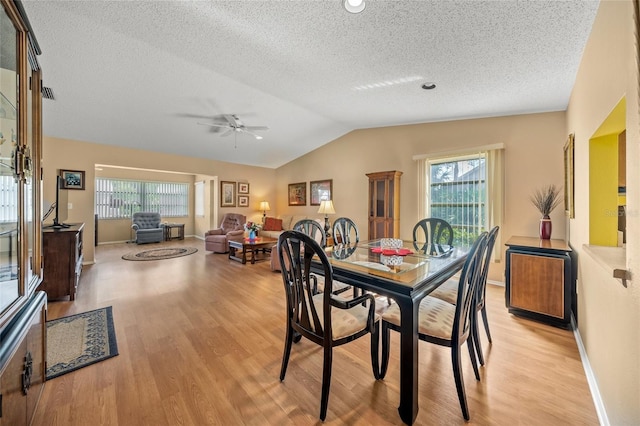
(277, 230, 380, 421)
(412, 218, 454, 252)
(430, 226, 500, 366)
(332, 217, 360, 245)
(293, 219, 326, 247)
(380, 232, 488, 421)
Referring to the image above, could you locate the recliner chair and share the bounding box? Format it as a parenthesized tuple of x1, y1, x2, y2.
(204, 213, 246, 253)
(131, 212, 164, 244)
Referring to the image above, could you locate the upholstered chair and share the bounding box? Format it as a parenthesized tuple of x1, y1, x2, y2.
(131, 212, 164, 244)
(204, 213, 246, 253)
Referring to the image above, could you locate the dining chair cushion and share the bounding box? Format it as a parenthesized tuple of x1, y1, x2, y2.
(313, 277, 352, 295)
(428, 278, 459, 305)
(312, 293, 380, 340)
(382, 296, 455, 341)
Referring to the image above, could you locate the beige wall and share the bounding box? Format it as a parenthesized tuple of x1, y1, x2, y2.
(566, 1, 639, 424)
(43, 137, 277, 263)
(276, 111, 567, 282)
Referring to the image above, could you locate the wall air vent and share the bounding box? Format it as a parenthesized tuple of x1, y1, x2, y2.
(42, 86, 54, 100)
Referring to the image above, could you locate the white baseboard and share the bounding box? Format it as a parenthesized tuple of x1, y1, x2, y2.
(572, 315, 609, 426)
(97, 240, 133, 245)
(487, 279, 504, 287)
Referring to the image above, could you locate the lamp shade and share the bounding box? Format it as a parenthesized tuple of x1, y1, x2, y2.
(259, 201, 271, 212)
(317, 200, 335, 215)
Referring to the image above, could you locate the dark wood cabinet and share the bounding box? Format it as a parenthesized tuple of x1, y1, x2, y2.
(0, 292, 46, 426)
(505, 236, 576, 328)
(366, 170, 402, 240)
(40, 224, 84, 300)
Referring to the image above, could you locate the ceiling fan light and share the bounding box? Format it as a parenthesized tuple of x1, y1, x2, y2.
(255, 135, 263, 140)
(344, 0, 365, 14)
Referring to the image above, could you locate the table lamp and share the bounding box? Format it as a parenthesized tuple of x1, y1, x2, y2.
(259, 201, 271, 223)
(317, 200, 335, 237)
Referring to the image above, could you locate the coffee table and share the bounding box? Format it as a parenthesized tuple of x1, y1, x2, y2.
(228, 237, 277, 264)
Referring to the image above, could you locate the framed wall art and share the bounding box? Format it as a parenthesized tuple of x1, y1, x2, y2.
(288, 182, 306, 206)
(238, 182, 249, 194)
(238, 195, 249, 207)
(310, 179, 332, 206)
(564, 133, 575, 218)
(220, 181, 236, 207)
(60, 169, 85, 190)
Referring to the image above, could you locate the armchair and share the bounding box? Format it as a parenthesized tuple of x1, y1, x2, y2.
(131, 212, 164, 244)
(204, 213, 246, 253)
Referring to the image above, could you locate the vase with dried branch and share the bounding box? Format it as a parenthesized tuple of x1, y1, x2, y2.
(530, 184, 562, 239)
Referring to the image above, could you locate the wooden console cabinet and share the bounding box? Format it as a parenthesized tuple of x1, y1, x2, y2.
(40, 224, 84, 301)
(505, 236, 576, 328)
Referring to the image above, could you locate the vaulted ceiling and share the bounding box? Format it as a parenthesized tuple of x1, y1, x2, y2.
(22, 0, 600, 168)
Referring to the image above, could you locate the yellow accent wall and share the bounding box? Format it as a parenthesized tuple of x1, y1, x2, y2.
(589, 134, 619, 245)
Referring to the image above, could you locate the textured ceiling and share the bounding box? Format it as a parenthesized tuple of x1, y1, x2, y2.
(22, 0, 600, 169)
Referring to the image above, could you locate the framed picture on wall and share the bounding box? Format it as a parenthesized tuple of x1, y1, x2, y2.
(310, 179, 332, 206)
(221, 181, 236, 207)
(238, 182, 249, 194)
(238, 195, 249, 207)
(60, 169, 85, 190)
(288, 182, 306, 206)
(564, 133, 575, 218)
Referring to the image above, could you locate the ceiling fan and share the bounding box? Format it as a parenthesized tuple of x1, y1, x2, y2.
(197, 114, 268, 140)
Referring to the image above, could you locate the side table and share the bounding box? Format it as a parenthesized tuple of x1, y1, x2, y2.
(164, 223, 185, 241)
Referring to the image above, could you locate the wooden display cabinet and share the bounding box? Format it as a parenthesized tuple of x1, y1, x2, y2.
(366, 170, 402, 240)
(0, 1, 47, 424)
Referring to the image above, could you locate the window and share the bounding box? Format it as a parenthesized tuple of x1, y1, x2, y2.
(428, 154, 487, 246)
(96, 178, 188, 219)
(0, 175, 31, 222)
(195, 181, 204, 217)
(415, 144, 504, 259)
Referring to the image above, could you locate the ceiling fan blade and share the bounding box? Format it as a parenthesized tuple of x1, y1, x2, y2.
(223, 114, 239, 127)
(176, 113, 218, 119)
(197, 122, 231, 129)
(220, 129, 235, 137)
(244, 126, 269, 131)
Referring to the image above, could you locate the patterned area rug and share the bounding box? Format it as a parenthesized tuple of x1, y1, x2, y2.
(46, 306, 118, 380)
(121, 247, 198, 261)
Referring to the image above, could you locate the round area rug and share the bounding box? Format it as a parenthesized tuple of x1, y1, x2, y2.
(122, 247, 198, 261)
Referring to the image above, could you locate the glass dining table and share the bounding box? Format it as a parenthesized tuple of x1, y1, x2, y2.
(311, 239, 470, 425)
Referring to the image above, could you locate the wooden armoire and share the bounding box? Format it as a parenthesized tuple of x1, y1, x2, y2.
(366, 171, 402, 239)
(0, 1, 47, 424)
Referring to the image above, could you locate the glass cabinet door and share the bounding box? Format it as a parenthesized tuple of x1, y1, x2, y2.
(25, 58, 38, 292)
(0, 6, 20, 314)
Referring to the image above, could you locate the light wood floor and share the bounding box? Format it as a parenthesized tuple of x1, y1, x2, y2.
(32, 238, 599, 425)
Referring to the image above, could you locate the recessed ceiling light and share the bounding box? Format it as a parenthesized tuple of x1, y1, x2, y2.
(344, 0, 366, 14)
(422, 82, 437, 90)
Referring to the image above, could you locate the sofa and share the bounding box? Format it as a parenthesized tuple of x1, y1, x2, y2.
(204, 213, 246, 253)
(260, 215, 325, 239)
(131, 212, 164, 244)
